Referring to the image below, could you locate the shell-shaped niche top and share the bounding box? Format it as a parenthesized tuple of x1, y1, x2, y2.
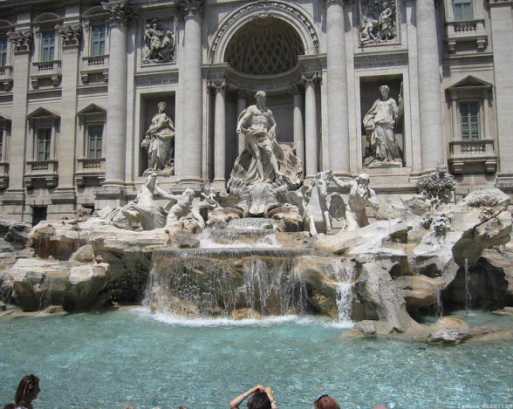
(225, 17, 305, 76)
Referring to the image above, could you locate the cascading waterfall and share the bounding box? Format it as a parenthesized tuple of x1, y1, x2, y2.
(464, 257, 472, 315)
(336, 282, 353, 322)
(144, 249, 308, 317)
(243, 257, 307, 315)
(333, 261, 354, 322)
(435, 288, 444, 318)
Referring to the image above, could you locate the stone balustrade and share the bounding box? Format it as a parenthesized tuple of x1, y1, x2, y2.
(31, 60, 62, 88)
(75, 157, 105, 187)
(0, 65, 13, 91)
(449, 139, 497, 174)
(0, 161, 8, 189)
(24, 160, 58, 189)
(446, 19, 488, 52)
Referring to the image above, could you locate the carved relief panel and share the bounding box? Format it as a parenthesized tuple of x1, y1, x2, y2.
(143, 18, 176, 65)
(359, 0, 399, 46)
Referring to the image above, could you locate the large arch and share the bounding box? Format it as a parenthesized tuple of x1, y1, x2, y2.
(209, 0, 319, 65)
(224, 17, 305, 76)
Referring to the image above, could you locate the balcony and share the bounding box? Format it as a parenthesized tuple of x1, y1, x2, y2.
(80, 55, 109, 84)
(75, 157, 105, 187)
(31, 60, 62, 88)
(446, 19, 488, 52)
(0, 66, 13, 92)
(449, 139, 497, 175)
(0, 161, 8, 189)
(24, 160, 58, 189)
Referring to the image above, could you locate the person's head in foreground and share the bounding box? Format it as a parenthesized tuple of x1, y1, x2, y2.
(314, 394, 341, 409)
(9, 375, 40, 409)
(230, 385, 277, 409)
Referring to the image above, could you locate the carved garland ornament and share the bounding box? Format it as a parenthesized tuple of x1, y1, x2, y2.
(101, 1, 136, 26)
(8, 30, 33, 54)
(210, 1, 319, 62)
(58, 24, 82, 48)
(177, 0, 205, 16)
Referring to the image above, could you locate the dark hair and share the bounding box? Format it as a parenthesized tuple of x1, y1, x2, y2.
(315, 395, 341, 409)
(247, 391, 271, 409)
(15, 375, 40, 406)
(3, 404, 16, 409)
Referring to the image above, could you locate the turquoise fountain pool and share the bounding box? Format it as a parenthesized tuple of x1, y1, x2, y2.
(1, 309, 513, 409)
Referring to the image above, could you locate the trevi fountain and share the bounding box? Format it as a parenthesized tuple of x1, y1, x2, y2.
(2, 91, 513, 409)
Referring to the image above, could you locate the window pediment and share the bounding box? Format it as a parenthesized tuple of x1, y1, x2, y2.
(27, 107, 60, 122)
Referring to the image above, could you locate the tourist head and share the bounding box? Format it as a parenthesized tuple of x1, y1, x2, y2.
(314, 395, 341, 409)
(379, 85, 390, 99)
(15, 374, 40, 406)
(247, 390, 272, 409)
(158, 101, 167, 112)
(255, 90, 267, 106)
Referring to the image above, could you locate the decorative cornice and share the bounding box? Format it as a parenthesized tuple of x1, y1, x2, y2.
(177, 0, 205, 17)
(57, 24, 81, 48)
(7, 30, 32, 55)
(488, 0, 513, 7)
(101, 0, 136, 27)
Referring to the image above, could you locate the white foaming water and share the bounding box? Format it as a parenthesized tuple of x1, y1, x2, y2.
(198, 231, 281, 249)
(336, 282, 353, 323)
(132, 307, 353, 329)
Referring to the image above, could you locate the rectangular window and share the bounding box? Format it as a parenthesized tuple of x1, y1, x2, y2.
(40, 31, 55, 62)
(460, 101, 481, 140)
(36, 128, 52, 161)
(87, 124, 103, 159)
(453, 0, 473, 21)
(91, 24, 106, 57)
(0, 37, 7, 67)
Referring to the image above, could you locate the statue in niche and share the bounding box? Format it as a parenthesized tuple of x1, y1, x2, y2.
(228, 90, 303, 216)
(363, 84, 404, 168)
(360, 0, 397, 45)
(141, 101, 175, 175)
(143, 19, 175, 64)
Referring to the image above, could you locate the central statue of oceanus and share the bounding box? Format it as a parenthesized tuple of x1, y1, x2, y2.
(227, 90, 303, 216)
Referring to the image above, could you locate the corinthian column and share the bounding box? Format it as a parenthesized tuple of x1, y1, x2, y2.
(54, 22, 81, 211)
(179, 0, 205, 184)
(3, 27, 32, 221)
(326, 0, 349, 175)
(212, 80, 226, 187)
(489, 1, 513, 183)
(303, 73, 319, 178)
(416, 0, 443, 171)
(293, 89, 305, 164)
(101, 1, 133, 192)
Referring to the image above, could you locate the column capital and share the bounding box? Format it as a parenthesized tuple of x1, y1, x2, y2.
(301, 71, 321, 85)
(101, 1, 136, 27)
(7, 30, 32, 55)
(208, 79, 226, 92)
(178, 0, 205, 17)
(325, 0, 345, 8)
(57, 24, 82, 49)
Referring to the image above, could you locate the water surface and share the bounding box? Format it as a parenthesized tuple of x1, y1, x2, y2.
(1, 310, 512, 409)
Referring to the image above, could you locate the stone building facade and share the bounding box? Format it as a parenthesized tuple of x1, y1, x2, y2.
(0, 0, 511, 224)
